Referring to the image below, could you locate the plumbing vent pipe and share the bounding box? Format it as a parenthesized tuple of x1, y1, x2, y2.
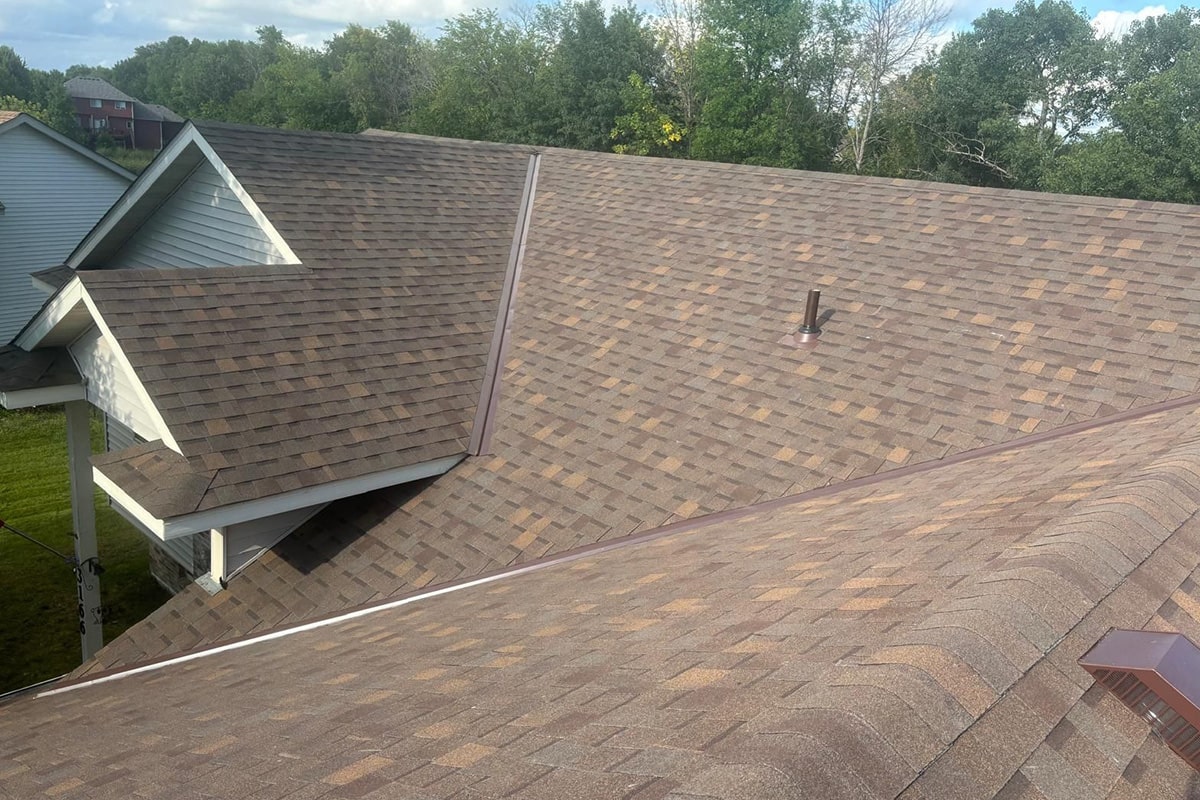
(795, 289, 821, 343)
(1080, 629, 1200, 773)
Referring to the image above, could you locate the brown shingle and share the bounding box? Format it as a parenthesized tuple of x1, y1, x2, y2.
(7, 404, 1200, 798)
(78, 124, 534, 515)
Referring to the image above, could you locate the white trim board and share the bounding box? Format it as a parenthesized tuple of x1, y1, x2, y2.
(95, 453, 465, 540)
(0, 383, 86, 409)
(16, 277, 180, 451)
(38, 550, 555, 700)
(66, 126, 200, 267)
(78, 288, 180, 452)
(15, 277, 86, 349)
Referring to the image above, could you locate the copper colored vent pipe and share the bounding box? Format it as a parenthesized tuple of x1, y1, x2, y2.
(796, 289, 821, 343)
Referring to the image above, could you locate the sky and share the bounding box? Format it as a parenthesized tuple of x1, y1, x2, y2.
(0, 0, 1185, 73)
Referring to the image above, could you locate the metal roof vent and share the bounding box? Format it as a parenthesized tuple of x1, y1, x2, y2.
(1080, 629, 1200, 772)
(795, 289, 822, 343)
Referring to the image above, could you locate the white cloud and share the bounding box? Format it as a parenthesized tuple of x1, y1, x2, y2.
(1091, 5, 1169, 39)
(92, 0, 118, 24)
(114, 0, 480, 33)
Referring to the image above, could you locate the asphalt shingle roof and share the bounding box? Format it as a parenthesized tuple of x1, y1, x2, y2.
(84, 135, 1200, 668)
(134, 102, 182, 123)
(0, 344, 78, 392)
(79, 124, 533, 515)
(64, 76, 137, 103)
(6, 403, 1200, 799)
(13, 126, 1200, 798)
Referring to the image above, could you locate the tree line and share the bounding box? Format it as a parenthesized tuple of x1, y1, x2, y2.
(4, 0, 1200, 203)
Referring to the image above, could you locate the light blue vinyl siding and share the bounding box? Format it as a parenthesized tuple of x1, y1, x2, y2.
(108, 159, 287, 268)
(0, 124, 130, 341)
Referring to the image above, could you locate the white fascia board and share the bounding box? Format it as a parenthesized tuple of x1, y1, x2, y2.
(0, 114, 136, 181)
(93, 468, 168, 537)
(96, 453, 465, 540)
(0, 384, 86, 409)
(76, 285, 182, 453)
(15, 278, 86, 349)
(16, 277, 181, 452)
(190, 133, 301, 266)
(66, 124, 203, 268)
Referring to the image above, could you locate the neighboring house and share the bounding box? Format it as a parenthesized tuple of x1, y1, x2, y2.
(6, 122, 1200, 797)
(64, 76, 183, 150)
(0, 111, 133, 342)
(132, 102, 185, 151)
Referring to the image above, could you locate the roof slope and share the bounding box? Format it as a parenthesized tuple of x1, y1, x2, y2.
(83, 139, 1200, 667)
(0, 345, 78, 392)
(135, 102, 183, 123)
(76, 124, 533, 515)
(64, 76, 136, 102)
(8, 404, 1200, 799)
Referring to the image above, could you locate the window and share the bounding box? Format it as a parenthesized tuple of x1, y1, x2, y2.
(92, 118, 107, 129)
(89, 98, 102, 108)
(114, 101, 126, 109)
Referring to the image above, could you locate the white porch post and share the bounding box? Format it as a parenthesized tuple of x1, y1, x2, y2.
(64, 400, 103, 661)
(209, 527, 227, 585)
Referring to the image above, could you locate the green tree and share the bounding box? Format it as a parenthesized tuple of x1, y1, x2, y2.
(0, 46, 33, 100)
(904, 0, 1107, 187)
(412, 9, 543, 142)
(1114, 7, 1200, 88)
(228, 43, 352, 131)
(690, 0, 834, 168)
(1040, 131, 1181, 200)
(539, 1, 666, 152)
(328, 22, 432, 130)
(839, 0, 946, 172)
(611, 72, 687, 155)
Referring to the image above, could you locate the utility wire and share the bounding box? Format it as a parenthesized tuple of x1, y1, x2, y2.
(0, 518, 74, 564)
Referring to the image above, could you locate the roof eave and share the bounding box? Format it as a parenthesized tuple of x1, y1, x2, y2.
(95, 453, 467, 540)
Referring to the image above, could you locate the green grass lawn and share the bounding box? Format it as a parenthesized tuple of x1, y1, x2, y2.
(0, 407, 169, 692)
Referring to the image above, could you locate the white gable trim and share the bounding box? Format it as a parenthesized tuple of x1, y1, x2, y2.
(31, 273, 65, 295)
(76, 289, 182, 452)
(95, 453, 465, 540)
(16, 277, 181, 452)
(66, 126, 198, 267)
(189, 132, 300, 266)
(67, 124, 300, 269)
(15, 278, 86, 349)
(0, 113, 135, 180)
